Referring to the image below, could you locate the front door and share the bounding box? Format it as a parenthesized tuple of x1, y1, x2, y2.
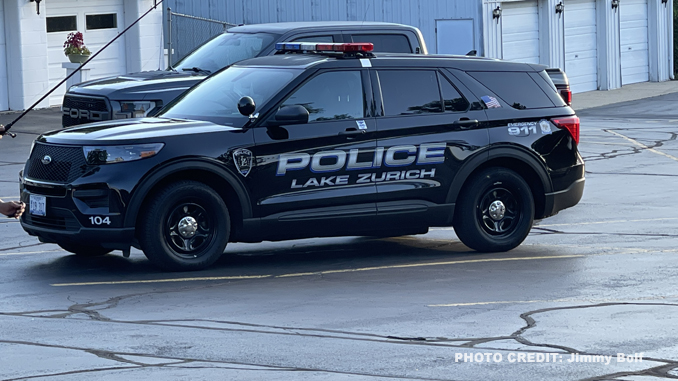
(251, 69, 378, 236)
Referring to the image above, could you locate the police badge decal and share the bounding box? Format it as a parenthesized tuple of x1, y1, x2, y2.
(233, 149, 253, 177)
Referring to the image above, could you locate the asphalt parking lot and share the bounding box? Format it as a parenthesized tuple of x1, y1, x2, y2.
(2, 90, 678, 380)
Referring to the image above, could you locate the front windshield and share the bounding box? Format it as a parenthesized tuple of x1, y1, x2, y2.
(173, 32, 278, 74)
(160, 66, 301, 125)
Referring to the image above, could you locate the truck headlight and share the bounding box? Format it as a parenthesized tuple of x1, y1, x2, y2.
(83, 143, 164, 164)
(111, 101, 158, 119)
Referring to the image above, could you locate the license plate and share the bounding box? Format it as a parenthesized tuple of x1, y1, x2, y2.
(30, 195, 46, 216)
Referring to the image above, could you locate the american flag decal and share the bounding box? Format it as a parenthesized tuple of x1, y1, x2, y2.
(481, 95, 501, 109)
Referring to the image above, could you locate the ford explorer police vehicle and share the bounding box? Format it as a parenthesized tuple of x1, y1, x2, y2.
(21, 42, 584, 271)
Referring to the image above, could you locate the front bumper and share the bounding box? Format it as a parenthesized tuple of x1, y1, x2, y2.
(19, 172, 135, 250)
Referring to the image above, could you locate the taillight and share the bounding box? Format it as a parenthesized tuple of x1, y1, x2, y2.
(560, 88, 572, 106)
(551, 116, 580, 144)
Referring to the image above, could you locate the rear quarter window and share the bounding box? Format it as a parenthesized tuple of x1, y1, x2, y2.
(350, 34, 412, 53)
(468, 71, 555, 109)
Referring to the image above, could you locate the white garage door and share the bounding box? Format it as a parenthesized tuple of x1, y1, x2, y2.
(46, 0, 127, 106)
(502, 0, 540, 64)
(564, 0, 598, 93)
(620, 0, 649, 85)
(0, 0, 8, 111)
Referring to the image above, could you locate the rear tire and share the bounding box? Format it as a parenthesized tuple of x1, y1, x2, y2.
(58, 243, 111, 257)
(453, 167, 534, 252)
(140, 180, 230, 271)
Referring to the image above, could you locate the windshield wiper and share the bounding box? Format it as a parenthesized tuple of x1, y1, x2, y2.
(181, 67, 211, 74)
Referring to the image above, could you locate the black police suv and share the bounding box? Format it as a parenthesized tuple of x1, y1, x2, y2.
(62, 21, 426, 128)
(21, 42, 584, 271)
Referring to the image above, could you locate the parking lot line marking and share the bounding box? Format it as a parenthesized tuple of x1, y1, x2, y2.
(275, 255, 584, 278)
(537, 217, 678, 227)
(51, 275, 271, 287)
(0, 250, 62, 256)
(51, 255, 584, 286)
(429, 294, 678, 307)
(606, 129, 678, 162)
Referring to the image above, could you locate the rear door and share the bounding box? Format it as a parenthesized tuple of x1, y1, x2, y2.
(372, 68, 489, 223)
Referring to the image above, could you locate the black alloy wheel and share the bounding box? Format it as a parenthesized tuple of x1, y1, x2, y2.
(140, 180, 230, 271)
(454, 167, 534, 252)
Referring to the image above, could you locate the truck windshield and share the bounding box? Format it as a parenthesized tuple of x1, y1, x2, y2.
(160, 66, 301, 126)
(173, 32, 278, 74)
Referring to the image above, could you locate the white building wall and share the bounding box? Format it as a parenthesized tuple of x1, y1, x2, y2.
(124, 0, 165, 74)
(649, 0, 673, 82)
(4, 0, 50, 111)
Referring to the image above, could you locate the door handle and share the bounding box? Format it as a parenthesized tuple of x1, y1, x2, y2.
(338, 128, 365, 136)
(452, 119, 479, 129)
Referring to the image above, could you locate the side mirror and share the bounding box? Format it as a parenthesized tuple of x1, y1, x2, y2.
(272, 105, 309, 126)
(237, 96, 256, 116)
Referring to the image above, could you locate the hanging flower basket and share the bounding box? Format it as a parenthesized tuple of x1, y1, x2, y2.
(63, 31, 91, 64)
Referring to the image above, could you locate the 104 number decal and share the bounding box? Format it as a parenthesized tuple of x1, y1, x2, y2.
(89, 216, 111, 225)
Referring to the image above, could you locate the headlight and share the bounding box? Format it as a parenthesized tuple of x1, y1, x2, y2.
(83, 143, 164, 164)
(110, 101, 158, 119)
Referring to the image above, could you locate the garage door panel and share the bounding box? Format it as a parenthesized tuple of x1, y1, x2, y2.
(620, 0, 649, 85)
(502, 0, 540, 64)
(565, 0, 598, 93)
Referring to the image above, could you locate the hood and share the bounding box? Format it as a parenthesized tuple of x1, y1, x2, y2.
(67, 70, 207, 100)
(39, 118, 241, 145)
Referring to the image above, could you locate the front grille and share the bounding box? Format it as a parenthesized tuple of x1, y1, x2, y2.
(25, 184, 67, 197)
(62, 95, 110, 127)
(25, 143, 87, 183)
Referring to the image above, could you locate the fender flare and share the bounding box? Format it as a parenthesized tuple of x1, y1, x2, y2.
(446, 145, 553, 205)
(123, 158, 252, 228)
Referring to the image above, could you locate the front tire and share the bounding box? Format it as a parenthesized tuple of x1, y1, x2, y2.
(453, 168, 534, 252)
(140, 181, 230, 271)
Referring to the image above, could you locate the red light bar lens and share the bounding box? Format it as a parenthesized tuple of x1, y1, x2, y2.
(552, 116, 580, 144)
(340, 43, 374, 52)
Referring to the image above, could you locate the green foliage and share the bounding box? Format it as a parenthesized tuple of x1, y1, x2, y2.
(63, 32, 91, 56)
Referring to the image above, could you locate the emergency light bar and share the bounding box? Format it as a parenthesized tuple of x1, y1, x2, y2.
(275, 42, 374, 53)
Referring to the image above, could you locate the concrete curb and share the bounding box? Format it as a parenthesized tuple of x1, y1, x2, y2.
(572, 80, 678, 111)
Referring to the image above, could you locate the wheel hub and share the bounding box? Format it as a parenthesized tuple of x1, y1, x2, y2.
(488, 200, 506, 221)
(177, 216, 198, 238)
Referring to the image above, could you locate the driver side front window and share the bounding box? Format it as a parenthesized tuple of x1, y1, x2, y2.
(281, 71, 364, 122)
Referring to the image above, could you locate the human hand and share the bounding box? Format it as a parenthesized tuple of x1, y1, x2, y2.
(0, 201, 25, 219)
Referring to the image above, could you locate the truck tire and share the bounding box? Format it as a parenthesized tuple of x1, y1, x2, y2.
(453, 167, 534, 252)
(140, 180, 230, 271)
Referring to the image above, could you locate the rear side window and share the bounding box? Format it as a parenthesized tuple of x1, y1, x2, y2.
(378, 70, 441, 116)
(292, 35, 334, 43)
(468, 71, 554, 109)
(351, 34, 412, 53)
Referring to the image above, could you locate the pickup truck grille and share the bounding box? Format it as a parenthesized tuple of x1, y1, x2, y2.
(25, 143, 87, 183)
(62, 95, 110, 127)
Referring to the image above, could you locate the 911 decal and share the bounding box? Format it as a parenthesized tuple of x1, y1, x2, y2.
(508, 120, 552, 136)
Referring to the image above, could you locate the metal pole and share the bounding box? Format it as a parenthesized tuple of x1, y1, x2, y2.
(167, 7, 173, 69)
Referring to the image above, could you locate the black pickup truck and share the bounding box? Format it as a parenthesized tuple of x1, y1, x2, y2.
(62, 21, 427, 127)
